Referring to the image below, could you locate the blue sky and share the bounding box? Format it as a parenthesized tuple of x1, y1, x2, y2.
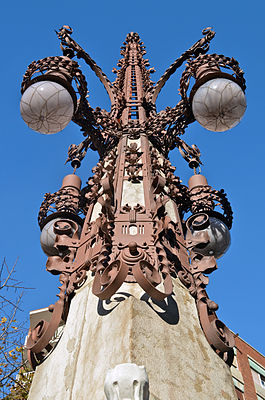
(1, 0, 265, 355)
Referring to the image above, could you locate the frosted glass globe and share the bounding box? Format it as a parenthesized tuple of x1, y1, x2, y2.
(20, 81, 74, 134)
(40, 218, 81, 256)
(191, 217, 231, 259)
(40, 219, 61, 256)
(192, 78, 246, 132)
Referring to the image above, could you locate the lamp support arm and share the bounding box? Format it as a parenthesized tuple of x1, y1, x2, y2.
(151, 27, 215, 104)
(56, 25, 117, 108)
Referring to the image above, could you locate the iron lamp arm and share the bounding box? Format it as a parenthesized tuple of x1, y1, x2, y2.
(56, 25, 117, 108)
(151, 27, 215, 105)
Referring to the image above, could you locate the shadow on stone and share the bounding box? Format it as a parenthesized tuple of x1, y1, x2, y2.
(140, 293, 179, 325)
(97, 292, 132, 316)
(98, 291, 179, 325)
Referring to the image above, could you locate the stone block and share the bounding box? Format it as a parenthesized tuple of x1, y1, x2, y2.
(28, 277, 237, 400)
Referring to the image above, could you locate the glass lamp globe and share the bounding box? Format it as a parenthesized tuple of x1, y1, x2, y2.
(191, 216, 231, 259)
(40, 218, 80, 256)
(20, 80, 74, 134)
(192, 78, 246, 132)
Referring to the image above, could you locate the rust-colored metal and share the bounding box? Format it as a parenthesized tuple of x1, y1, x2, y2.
(188, 174, 208, 189)
(61, 174, 81, 190)
(178, 211, 235, 365)
(38, 175, 83, 229)
(180, 52, 246, 124)
(22, 26, 246, 368)
(188, 173, 233, 229)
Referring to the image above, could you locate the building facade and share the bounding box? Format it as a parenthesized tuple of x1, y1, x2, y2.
(231, 336, 265, 400)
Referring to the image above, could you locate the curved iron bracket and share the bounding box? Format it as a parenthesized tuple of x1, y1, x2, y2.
(56, 26, 117, 108)
(151, 28, 215, 104)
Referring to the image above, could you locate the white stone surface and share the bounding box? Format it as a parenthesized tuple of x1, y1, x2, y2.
(28, 277, 237, 400)
(121, 181, 145, 208)
(104, 363, 149, 400)
(90, 201, 103, 222)
(164, 199, 177, 223)
(127, 139, 141, 147)
(20, 81, 74, 134)
(192, 78, 246, 132)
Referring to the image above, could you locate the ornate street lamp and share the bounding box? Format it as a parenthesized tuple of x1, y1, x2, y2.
(20, 60, 77, 134)
(21, 26, 246, 370)
(188, 59, 246, 131)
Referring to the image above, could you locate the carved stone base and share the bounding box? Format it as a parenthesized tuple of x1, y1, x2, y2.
(104, 363, 149, 400)
(28, 276, 237, 400)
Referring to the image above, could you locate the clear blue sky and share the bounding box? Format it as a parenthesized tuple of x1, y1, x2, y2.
(1, 0, 264, 355)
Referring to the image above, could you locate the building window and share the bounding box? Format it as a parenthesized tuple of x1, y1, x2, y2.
(232, 347, 239, 369)
(249, 358, 265, 389)
(260, 374, 265, 388)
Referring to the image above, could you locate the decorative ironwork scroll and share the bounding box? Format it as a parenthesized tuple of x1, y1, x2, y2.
(22, 25, 246, 368)
(178, 211, 235, 365)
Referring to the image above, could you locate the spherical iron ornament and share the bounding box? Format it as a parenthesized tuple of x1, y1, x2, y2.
(20, 80, 74, 134)
(40, 218, 81, 256)
(190, 216, 231, 259)
(192, 78, 246, 132)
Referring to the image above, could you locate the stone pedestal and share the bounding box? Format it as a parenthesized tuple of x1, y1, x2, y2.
(28, 276, 237, 400)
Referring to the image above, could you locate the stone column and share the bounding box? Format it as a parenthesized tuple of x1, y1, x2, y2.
(28, 276, 237, 400)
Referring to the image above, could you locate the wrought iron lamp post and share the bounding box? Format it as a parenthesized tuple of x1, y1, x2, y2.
(20, 26, 246, 396)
